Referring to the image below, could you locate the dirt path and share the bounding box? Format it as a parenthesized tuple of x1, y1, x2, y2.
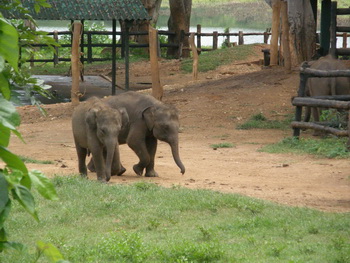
(10, 48, 350, 213)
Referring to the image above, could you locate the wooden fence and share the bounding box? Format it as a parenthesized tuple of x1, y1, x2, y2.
(292, 62, 350, 147)
(22, 25, 273, 65)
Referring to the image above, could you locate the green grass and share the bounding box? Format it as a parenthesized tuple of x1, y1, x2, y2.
(20, 156, 54, 164)
(1, 176, 349, 262)
(261, 136, 350, 159)
(181, 44, 254, 73)
(237, 113, 292, 130)
(210, 142, 235, 149)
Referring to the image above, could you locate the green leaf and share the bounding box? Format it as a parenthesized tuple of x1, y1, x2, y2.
(0, 227, 7, 242)
(29, 170, 58, 201)
(0, 98, 21, 131)
(0, 199, 11, 230)
(0, 72, 10, 100)
(0, 241, 26, 253)
(12, 184, 38, 221)
(0, 123, 10, 147)
(0, 18, 19, 72)
(0, 173, 9, 214)
(0, 146, 28, 176)
(37, 241, 66, 262)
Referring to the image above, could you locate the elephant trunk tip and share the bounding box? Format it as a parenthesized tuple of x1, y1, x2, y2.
(180, 166, 185, 175)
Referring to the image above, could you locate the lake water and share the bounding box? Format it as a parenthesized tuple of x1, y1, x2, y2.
(37, 20, 349, 49)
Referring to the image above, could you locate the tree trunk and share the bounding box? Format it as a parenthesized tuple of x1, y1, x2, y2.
(270, 0, 281, 66)
(288, 0, 316, 66)
(130, 0, 162, 45)
(167, 0, 192, 58)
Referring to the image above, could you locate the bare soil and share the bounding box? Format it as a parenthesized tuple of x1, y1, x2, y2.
(11, 45, 350, 213)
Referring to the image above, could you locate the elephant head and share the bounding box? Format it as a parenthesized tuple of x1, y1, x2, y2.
(85, 104, 128, 181)
(142, 104, 185, 174)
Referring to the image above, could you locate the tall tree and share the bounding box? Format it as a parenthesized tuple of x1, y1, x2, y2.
(265, 0, 316, 66)
(130, 0, 162, 45)
(167, 0, 192, 58)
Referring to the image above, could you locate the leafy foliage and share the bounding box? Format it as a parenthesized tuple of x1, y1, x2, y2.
(0, 1, 67, 262)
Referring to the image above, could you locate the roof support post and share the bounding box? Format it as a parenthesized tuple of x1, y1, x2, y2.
(111, 19, 117, 95)
(124, 21, 131, 91)
(320, 0, 331, 55)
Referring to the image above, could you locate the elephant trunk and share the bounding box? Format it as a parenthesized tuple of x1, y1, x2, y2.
(169, 141, 185, 174)
(105, 140, 118, 181)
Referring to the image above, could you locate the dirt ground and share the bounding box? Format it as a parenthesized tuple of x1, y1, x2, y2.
(10, 45, 350, 213)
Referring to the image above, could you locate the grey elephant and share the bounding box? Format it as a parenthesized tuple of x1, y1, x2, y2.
(88, 91, 185, 177)
(304, 55, 350, 123)
(72, 97, 128, 182)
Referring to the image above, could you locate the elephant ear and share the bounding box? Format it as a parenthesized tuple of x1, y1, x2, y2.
(119, 107, 129, 127)
(142, 106, 155, 131)
(86, 107, 99, 129)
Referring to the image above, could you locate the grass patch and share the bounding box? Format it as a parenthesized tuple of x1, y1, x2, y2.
(261, 137, 350, 159)
(181, 44, 255, 73)
(210, 142, 235, 149)
(237, 113, 291, 130)
(1, 176, 350, 262)
(20, 156, 54, 164)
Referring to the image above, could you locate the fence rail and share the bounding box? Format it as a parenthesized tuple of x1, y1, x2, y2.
(22, 25, 350, 66)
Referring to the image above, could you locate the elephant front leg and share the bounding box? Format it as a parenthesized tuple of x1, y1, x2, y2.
(75, 144, 88, 177)
(145, 136, 158, 177)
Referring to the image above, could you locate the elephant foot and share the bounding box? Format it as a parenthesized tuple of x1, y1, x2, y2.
(87, 160, 96, 172)
(117, 166, 126, 176)
(133, 164, 144, 176)
(145, 170, 159, 177)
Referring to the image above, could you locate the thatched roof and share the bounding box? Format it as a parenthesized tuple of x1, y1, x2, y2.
(1, 0, 150, 21)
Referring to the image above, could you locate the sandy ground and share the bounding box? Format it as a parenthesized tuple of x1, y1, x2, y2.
(10, 45, 350, 213)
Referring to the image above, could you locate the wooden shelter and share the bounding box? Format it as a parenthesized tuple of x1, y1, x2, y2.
(2, 0, 150, 95)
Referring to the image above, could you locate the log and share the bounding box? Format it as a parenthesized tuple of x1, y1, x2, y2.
(291, 121, 348, 137)
(149, 26, 163, 101)
(189, 33, 198, 80)
(310, 95, 350, 101)
(301, 68, 350, 78)
(71, 21, 82, 106)
(292, 97, 350, 109)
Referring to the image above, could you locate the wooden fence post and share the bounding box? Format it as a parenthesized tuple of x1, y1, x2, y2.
(213, 31, 218, 50)
(189, 33, 198, 80)
(270, 0, 281, 66)
(71, 21, 82, 106)
(263, 30, 269, 44)
(87, 32, 92, 63)
(197, 24, 201, 55)
(149, 26, 163, 100)
(53, 30, 59, 66)
(238, 31, 244, 45)
(343, 33, 347, 48)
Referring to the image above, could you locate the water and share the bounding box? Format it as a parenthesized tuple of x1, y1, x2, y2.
(37, 20, 349, 49)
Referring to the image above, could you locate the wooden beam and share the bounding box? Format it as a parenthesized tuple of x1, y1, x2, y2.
(71, 21, 82, 106)
(189, 33, 198, 80)
(270, 0, 281, 66)
(149, 26, 163, 100)
(291, 121, 348, 137)
(292, 97, 350, 109)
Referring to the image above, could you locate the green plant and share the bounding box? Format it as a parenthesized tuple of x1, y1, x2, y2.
(20, 156, 54, 164)
(0, 1, 67, 262)
(237, 113, 291, 130)
(261, 136, 350, 158)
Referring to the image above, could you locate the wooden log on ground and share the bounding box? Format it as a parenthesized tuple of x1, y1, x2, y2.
(291, 121, 348, 137)
(149, 26, 163, 101)
(71, 21, 82, 106)
(292, 97, 350, 109)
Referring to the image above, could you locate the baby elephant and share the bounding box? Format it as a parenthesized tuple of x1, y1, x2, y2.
(72, 97, 128, 182)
